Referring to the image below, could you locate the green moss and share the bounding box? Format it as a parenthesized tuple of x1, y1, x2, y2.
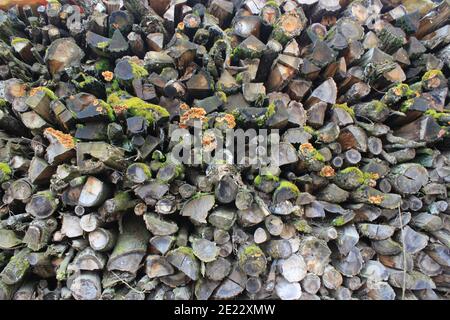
(11, 37, 28, 45)
(271, 26, 291, 45)
(129, 163, 152, 179)
(254, 175, 262, 186)
(340, 167, 364, 183)
(231, 109, 245, 124)
(0, 162, 12, 182)
(130, 107, 154, 123)
(239, 244, 264, 265)
(314, 151, 325, 162)
(424, 109, 450, 120)
(332, 216, 346, 227)
(409, 82, 423, 93)
(158, 160, 184, 180)
(254, 93, 266, 108)
(340, 167, 363, 175)
(98, 100, 115, 121)
(373, 100, 387, 112)
(300, 143, 325, 162)
(265, 0, 279, 7)
(293, 219, 312, 233)
(394, 83, 415, 97)
(112, 191, 132, 204)
(254, 172, 279, 186)
(276, 180, 300, 196)
(152, 150, 165, 161)
(192, 192, 212, 200)
(256, 103, 277, 127)
(332, 103, 355, 118)
(96, 41, 110, 49)
(256, 115, 265, 127)
(400, 98, 414, 113)
(106, 79, 121, 95)
(95, 58, 111, 72)
(235, 72, 243, 84)
(266, 103, 276, 118)
(75, 73, 96, 89)
(0, 163, 11, 176)
(233, 45, 262, 60)
(127, 98, 169, 121)
(216, 91, 227, 103)
(303, 125, 316, 135)
(130, 61, 149, 78)
(422, 69, 443, 81)
(33, 87, 58, 101)
(8, 250, 30, 278)
(108, 92, 169, 124)
(175, 246, 197, 260)
(0, 98, 7, 107)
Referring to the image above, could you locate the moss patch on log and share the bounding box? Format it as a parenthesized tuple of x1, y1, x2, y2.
(107, 92, 170, 125)
(0, 162, 12, 182)
(332, 103, 355, 118)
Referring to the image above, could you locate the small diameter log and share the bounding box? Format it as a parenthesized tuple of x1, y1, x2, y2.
(331, 156, 343, 169)
(387, 163, 429, 195)
(8, 178, 35, 202)
(134, 202, 147, 216)
(301, 273, 321, 295)
(107, 215, 150, 274)
(125, 163, 152, 185)
(270, 8, 307, 46)
(215, 174, 238, 204)
(183, 14, 202, 38)
(78, 176, 112, 208)
(23, 218, 58, 251)
(254, 227, 270, 244)
(80, 213, 104, 232)
(88, 228, 117, 252)
(73, 247, 107, 271)
(99, 192, 139, 222)
(322, 265, 343, 290)
(69, 272, 102, 300)
(368, 137, 383, 156)
(344, 149, 362, 166)
(25, 190, 58, 219)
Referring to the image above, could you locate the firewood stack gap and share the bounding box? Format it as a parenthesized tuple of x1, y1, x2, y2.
(0, 0, 449, 300)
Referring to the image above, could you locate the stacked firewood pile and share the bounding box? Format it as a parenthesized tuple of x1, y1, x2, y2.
(0, 0, 450, 300)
